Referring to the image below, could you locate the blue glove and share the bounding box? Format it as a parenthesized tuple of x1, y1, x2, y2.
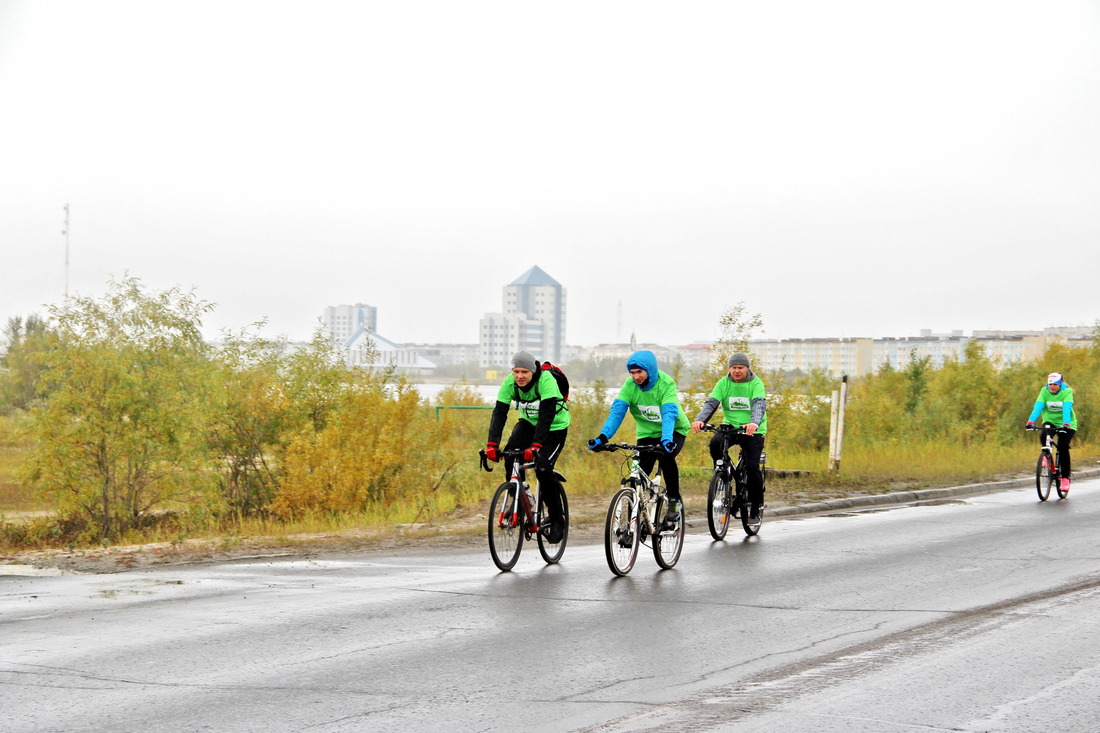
(588, 434, 608, 450)
(661, 439, 676, 454)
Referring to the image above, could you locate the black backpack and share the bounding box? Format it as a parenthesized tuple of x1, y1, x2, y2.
(514, 361, 570, 407)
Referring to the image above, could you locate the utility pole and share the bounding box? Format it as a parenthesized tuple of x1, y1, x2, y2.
(62, 203, 70, 298)
(828, 374, 849, 473)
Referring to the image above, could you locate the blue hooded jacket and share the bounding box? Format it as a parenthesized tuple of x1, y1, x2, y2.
(626, 350, 659, 392)
(598, 350, 681, 443)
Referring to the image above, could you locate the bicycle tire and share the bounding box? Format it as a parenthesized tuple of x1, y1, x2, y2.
(1035, 454, 1052, 502)
(488, 482, 524, 571)
(707, 473, 731, 541)
(605, 488, 639, 576)
(537, 490, 569, 564)
(740, 483, 761, 536)
(1054, 447, 1068, 499)
(653, 500, 685, 569)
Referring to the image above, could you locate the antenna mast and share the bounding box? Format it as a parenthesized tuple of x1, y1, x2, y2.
(62, 203, 70, 298)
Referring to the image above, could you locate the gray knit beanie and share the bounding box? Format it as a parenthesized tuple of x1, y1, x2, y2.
(512, 350, 539, 373)
(728, 352, 751, 367)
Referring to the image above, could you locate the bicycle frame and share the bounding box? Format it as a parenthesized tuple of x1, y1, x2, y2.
(705, 424, 748, 506)
(1028, 424, 1065, 467)
(1027, 424, 1067, 501)
(481, 449, 541, 533)
(602, 444, 669, 545)
(701, 423, 765, 537)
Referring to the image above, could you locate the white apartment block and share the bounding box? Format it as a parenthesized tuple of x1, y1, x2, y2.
(323, 303, 377, 344)
(480, 266, 566, 369)
(739, 329, 1090, 378)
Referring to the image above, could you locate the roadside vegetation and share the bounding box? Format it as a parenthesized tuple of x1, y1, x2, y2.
(0, 280, 1095, 553)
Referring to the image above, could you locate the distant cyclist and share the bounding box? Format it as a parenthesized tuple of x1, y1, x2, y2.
(1025, 371, 1077, 493)
(588, 349, 690, 526)
(691, 352, 768, 522)
(485, 351, 569, 542)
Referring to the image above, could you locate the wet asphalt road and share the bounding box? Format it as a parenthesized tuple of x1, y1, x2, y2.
(4, 478, 1100, 732)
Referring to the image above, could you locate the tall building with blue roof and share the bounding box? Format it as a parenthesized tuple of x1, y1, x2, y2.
(479, 266, 566, 369)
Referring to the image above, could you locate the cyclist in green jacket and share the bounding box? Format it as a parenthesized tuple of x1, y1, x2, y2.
(1026, 371, 1077, 493)
(588, 349, 690, 526)
(485, 351, 569, 542)
(691, 352, 767, 522)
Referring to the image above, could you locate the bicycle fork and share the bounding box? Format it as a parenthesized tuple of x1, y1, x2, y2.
(614, 485, 641, 547)
(504, 481, 540, 535)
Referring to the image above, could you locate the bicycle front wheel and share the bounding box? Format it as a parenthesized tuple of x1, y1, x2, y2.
(605, 488, 639, 576)
(537, 490, 569, 564)
(653, 502, 685, 570)
(488, 482, 524, 571)
(707, 473, 731, 541)
(740, 484, 761, 536)
(1035, 453, 1052, 502)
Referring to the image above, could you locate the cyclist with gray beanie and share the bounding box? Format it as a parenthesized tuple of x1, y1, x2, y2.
(691, 352, 768, 522)
(485, 350, 570, 542)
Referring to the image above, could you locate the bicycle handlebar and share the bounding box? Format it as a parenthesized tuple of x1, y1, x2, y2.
(479, 448, 536, 473)
(699, 423, 747, 435)
(591, 442, 664, 455)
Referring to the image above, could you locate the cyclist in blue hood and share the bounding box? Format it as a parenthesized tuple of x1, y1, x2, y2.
(589, 349, 691, 525)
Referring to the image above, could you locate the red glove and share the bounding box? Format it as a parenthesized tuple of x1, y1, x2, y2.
(524, 443, 542, 462)
(485, 442, 500, 462)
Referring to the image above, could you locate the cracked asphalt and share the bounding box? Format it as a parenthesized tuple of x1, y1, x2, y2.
(4, 474, 1100, 732)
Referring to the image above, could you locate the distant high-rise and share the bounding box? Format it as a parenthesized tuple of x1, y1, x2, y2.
(323, 303, 377, 345)
(479, 266, 566, 369)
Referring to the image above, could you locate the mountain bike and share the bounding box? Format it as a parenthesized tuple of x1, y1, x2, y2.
(479, 448, 569, 571)
(700, 423, 765, 538)
(1027, 424, 1068, 501)
(591, 442, 685, 576)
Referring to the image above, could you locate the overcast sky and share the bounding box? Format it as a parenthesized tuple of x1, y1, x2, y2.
(2, 1, 1098, 348)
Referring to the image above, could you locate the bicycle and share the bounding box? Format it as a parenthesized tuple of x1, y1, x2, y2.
(479, 448, 569, 571)
(591, 442, 685, 576)
(1027, 424, 1069, 501)
(700, 423, 766, 538)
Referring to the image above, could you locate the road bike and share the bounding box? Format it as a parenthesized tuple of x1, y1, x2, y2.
(1027, 424, 1069, 501)
(479, 448, 569, 571)
(591, 442, 684, 576)
(700, 423, 766, 538)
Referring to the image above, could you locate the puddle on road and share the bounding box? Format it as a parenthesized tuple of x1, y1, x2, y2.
(789, 499, 971, 520)
(1, 564, 80, 577)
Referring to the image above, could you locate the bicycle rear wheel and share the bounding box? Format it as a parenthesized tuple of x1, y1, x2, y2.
(488, 482, 524, 571)
(537, 490, 569, 564)
(740, 483, 761, 536)
(653, 501, 685, 569)
(1035, 453, 1053, 502)
(1054, 448, 1068, 499)
(605, 488, 639, 576)
(706, 473, 731, 541)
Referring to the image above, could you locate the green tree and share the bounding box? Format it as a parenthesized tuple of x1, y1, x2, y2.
(22, 277, 215, 540)
(205, 326, 291, 517)
(687, 301, 764, 398)
(0, 314, 52, 413)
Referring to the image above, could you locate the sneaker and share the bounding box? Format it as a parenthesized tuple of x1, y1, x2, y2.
(1060, 478, 1071, 493)
(749, 504, 761, 523)
(617, 530, 634, 548)
(664, 500, 683, 526)
(546, 519, 565, 544)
